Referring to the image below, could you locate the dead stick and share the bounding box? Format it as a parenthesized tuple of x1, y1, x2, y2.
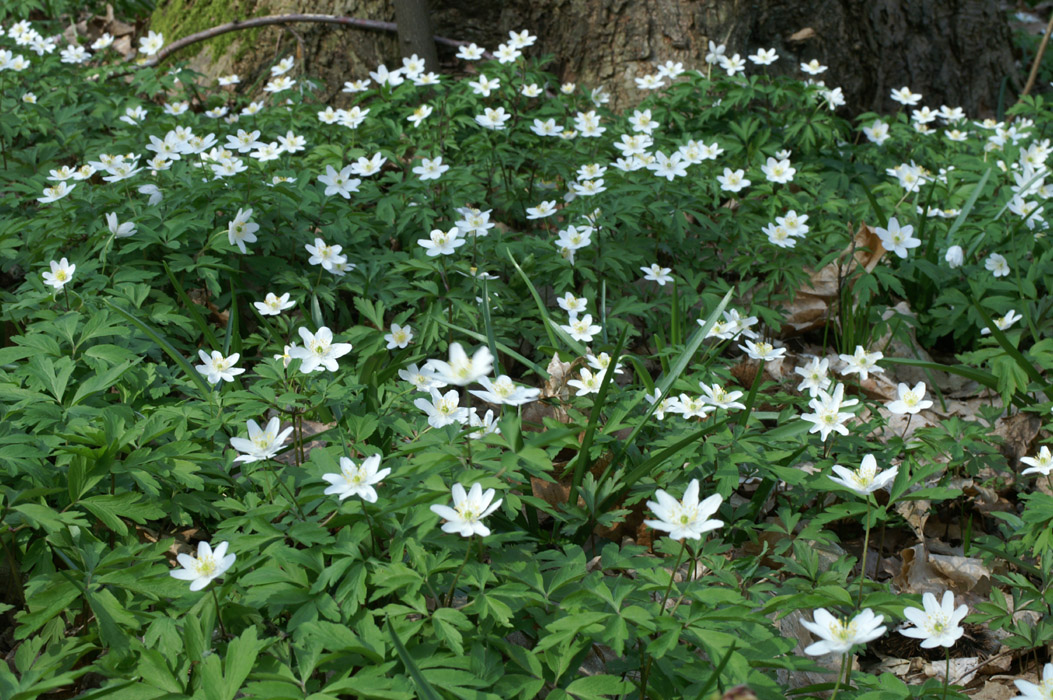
(140, 14, 492, 69)
(1021, 10, 1053, 100)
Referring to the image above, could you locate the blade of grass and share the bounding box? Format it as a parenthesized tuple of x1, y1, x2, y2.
(98, 296, 213, 401)
(670, 278, 681, 346)
(480, 278, 501, 377)
(971, 298, 1046, 387)
(436, 319, 546, 378)
(695, 641, 737, 699)
(594, 289, 733, 492)
(386, 619, 442, 700)
(599, 417, 733, 514)
(507, 250, 560, 350)
(226, 276, 241, 356)
(881, 356, 1035, 407)
(566, 327, 629, 507)
(861, 183, 888, 229)
(601, 278, 608, 345)
(162, 261, 219, 349)
(945, 167, 991, 242)
(918, 181, 939, 262)
(738, 359, 765, 428)
(310, 292, 324, 329)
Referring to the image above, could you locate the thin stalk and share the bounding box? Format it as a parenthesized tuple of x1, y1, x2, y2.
(641, 541, 688, 700)
(0, 531, 25, 606)
(444, 539, 474, 607)
(364, 504, 380, 557)
(211, 586, 229, 638)
(670, 545, 701, 613)
(738, 358, 766, 428)
(943, 646, 951, 700)
(1022, 10, 1053, 100)
(658, 540, 688, 613)
(270, 461, 306, 520)
(857, 497, 871, 608)
(830, 652, 849, 700)
(901, 413, 914, 442)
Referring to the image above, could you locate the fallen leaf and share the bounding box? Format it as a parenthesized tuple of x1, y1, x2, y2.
(788, 27, 816, 42)
(782, 223, 885, 334)
(923, 657, 979, 686)
(894, 544, 991, 598)
(995, 412, 1041, 464)
(721, 686, 758, 700)
(971, 681, 1018, 700)
(895, 500, 930, 541)
(522, 353, 573, 428)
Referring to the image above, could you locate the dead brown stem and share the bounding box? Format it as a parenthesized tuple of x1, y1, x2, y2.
(1021, 10, 1053, 100)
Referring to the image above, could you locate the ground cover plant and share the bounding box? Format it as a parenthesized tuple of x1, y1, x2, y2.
(4, 11, 1053, 700)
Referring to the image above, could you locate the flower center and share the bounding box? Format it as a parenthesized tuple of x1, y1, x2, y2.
(195, 554, 217, 576)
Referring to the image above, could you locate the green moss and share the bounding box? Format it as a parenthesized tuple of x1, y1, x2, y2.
(149, 0, 262, 63)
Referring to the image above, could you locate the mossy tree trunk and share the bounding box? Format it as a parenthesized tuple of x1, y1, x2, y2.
(150, 0, 1017, 115)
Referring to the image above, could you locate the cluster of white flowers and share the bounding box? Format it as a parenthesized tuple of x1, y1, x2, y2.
(13, 25, 1047, 697)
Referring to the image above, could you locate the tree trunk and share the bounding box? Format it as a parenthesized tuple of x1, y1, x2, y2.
(149, 0, 1017, 115)
(392, 0, 438, 68)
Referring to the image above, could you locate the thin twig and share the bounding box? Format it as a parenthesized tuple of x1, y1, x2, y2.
(139, 14, 492, 70)
(1021, 10, 1053, 100)
(279, 24, 308, 72)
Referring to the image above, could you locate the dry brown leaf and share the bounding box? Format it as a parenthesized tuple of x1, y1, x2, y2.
(107, 18, 136, 37)
(971, 681, 1018, 700)
(721, 686, 758, 700)
(923, 657, 979, 686)
(895, 500, 930, 541)
(870, 656, 914, 677)
(894, 544, 991, 598)
(522, 353, 573, 429)
(782, 223, 885, 334)
(774, 609, 846, 689)
(530, 476, 571, 509)
(995, 412, 1041, 464)
(112, 35, 133, 59)
(788, 27, 817, 42)
(951, 477, 1010, 516)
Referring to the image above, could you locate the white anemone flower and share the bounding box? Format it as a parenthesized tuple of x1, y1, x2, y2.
(644, 479, 724, 541)
(322, 455, 391, 503)
(430, 482, 502, 537)
(169, 540, 235, 591)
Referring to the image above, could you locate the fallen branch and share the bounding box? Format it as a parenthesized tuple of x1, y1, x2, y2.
(140, 13, 489, 69)
(1020, 9, 1053, 100)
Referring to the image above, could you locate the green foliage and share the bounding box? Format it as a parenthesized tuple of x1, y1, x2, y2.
(0, 12, 1052, 700)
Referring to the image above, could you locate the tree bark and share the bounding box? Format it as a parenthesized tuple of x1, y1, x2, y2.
(150, 0, 1017, 116)
(392, 0, 438, 68)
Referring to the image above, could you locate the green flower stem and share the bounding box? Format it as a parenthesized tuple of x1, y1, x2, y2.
(444, 538, 474, 607)
(211, 586, 228, 639)
(658, 539, 688, 614)
(642, 541, 689, 700)
(738, 358, 766, 428)
(944, 646, 950, 700)
(269, 460, 306, 521)
(670, 544, 701, 613)
(363, 503, 380, 557)
(857, 496, 871, 608)
(830, 652, 849, 700)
